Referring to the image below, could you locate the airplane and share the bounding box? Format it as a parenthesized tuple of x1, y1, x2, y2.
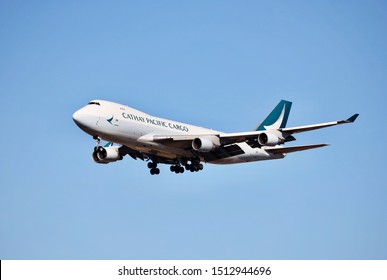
(72, 99, 358, 175)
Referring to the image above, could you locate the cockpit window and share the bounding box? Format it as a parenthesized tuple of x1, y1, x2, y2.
(88, 102, 101, 106)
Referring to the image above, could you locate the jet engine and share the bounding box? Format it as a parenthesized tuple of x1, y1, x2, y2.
(192, 136, 220, 152)
(92, 146, 122, 164)
(258, 132, 283, 146)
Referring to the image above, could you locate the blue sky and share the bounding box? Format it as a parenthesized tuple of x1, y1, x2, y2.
(1, 0, 386, 259)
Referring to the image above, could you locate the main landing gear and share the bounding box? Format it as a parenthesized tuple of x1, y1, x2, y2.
(147, 162, 160, 175)
(185, 161, 204, 173)
(170, 165, 185, 174)
(147, 160, 204, 175)
(170, 161, 204, 174)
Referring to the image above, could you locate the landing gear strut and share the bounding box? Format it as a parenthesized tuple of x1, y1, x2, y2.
(93, 135, 101, 148)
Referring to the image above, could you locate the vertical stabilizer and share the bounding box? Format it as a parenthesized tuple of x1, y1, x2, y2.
(255, 100, 292, 131)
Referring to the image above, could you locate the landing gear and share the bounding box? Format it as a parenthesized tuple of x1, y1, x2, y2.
(150, 167, 160, 175)
(170, 165, 185, 174)
(92, 136, 102, 161)
(93, 135, 101, 147)
(147, 161, 160, 175)
(146, 158, 204, 175)
(169, 159, 204, 174)
(184, 160, 203, 173)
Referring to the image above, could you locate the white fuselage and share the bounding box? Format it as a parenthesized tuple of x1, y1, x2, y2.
(72, 100, 284, 164)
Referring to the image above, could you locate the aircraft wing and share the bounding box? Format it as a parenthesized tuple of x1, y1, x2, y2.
(149, 135, 246, 160)
(151, 114, 358, 150)
(153, 132, 256, 145)
(280, 114, 359, 134)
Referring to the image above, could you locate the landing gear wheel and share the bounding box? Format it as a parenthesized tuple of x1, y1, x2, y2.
(186, 161, 203, 172)
(150, 168, 160, 175)
(170, 165, 184, 174)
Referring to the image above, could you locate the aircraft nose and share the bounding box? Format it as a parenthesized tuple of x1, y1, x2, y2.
(72, 107, 99, 132)
(72, 110, 82, 126)
(72, 108, 91, 129)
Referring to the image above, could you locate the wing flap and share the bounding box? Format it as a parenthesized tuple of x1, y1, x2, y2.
(202, 144, 245, 161)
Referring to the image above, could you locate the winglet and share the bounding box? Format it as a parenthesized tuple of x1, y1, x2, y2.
(346, 114, 359, 123)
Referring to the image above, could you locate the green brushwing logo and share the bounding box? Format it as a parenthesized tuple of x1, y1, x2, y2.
(107, 116, 114, 125)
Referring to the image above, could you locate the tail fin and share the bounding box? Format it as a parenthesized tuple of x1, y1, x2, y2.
(255, 100, 292, 131)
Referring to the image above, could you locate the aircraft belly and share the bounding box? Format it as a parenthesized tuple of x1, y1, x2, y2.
(98, 132, 192, 160)
(126, 143, 192, 160)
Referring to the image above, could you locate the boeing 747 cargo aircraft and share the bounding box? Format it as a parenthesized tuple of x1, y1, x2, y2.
(73, 100, 358, 175)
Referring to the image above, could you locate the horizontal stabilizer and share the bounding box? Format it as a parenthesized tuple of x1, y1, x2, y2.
(264, 144, 328, 154)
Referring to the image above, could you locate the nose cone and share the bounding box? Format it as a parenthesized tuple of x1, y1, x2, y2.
(72, 107, 95, 131)
(72, 105, 100, 135)
(72, 109, 83, 127)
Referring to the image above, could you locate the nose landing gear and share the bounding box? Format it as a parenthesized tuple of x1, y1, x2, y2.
(93, 135, 101, 148)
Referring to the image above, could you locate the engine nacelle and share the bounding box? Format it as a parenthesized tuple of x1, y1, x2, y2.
(192, 136, 220, 152)
(258, 132, 283, 146)
(92, 146, 122, 164)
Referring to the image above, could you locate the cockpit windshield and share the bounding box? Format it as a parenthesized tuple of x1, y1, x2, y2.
(88, 102, 101, 106)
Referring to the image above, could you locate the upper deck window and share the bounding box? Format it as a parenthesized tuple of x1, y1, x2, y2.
(88, 102, 101, 106)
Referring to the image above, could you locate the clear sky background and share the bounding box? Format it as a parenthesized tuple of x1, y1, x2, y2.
(1, 0, 386, 260)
